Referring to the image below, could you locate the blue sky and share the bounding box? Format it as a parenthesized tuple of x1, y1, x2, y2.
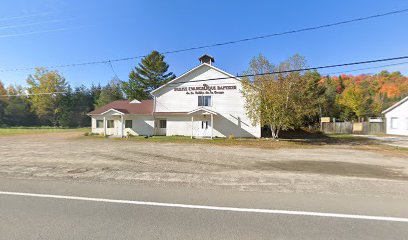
(0, 0, 407, 88)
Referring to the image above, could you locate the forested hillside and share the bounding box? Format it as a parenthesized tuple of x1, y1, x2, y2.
(0, 68, 124, 127)
(320, 70, 408, 121)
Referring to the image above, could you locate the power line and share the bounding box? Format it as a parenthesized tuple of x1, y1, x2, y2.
(1, 8, 408, 73)
(2, 90, 84, 97)
(161, 55, 408, 86)
(107, 61, 120, 80)
(322, 61, 408, 76)
(2, 54, 407, 97)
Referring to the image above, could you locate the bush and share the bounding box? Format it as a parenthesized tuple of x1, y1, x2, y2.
(228, 134, 235, 140)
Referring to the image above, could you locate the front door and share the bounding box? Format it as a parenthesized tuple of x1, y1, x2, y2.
(156, 119, 167, 136)
(198, 120, 211, 137)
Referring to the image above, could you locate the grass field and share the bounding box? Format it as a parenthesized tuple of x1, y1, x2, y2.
(99, 133, 375, 149)
(0, 127, 89, 136)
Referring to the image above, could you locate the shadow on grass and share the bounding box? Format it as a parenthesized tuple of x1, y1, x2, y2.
(84, 129, 378, 149)
(278, 129, 375, 146)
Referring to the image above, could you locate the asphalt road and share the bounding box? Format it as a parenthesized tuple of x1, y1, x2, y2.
(1, 177, 408, 240)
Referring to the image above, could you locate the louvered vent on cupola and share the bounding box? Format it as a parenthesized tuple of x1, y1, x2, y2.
(199, 54, 215, 65)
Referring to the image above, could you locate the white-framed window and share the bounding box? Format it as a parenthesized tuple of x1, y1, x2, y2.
(96, 120, 103, 128)
(390, 117, 398, 129)
(159, 120, 167, 128)
(406, 117, 408, 130)
(107, 120, 114, 128)
(198, 96, 211, 107)
(125, 120, 132, 128)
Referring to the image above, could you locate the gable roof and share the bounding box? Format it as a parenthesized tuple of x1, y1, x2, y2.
(150, 63, 241, 95)
(382, 96, 408, 114)
(88, 100, 153, 115)
(188, 107, 218, 115)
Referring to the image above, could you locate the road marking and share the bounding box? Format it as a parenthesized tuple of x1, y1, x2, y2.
(1, 190, 407, 223)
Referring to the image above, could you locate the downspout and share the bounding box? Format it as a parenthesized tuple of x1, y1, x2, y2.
(153, 95, 157, 136)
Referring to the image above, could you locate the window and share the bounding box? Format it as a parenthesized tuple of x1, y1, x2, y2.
(96, 120, 103, 128)
(198, 96, 211, 106)
(406, 118, 408, 130)
(159, 120, 167, 128)
(107, 120, 114, 128)
(391, 117, 398, 129)
(201, 121, 209, 129)
(125, 120, 132, 128)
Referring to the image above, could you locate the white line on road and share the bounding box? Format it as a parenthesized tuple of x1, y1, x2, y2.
(1, 190, 408, 223)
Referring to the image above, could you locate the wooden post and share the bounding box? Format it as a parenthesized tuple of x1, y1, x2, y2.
(103, 116, 106, 136)
(210, 114, 213, 139)
(120, 115, 124, 138)
(191, 115, 194, 139)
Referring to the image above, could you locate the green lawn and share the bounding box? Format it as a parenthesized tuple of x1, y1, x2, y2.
(0, 127, 89, 136)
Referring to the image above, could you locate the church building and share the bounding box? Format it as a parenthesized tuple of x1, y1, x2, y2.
(88, 55, 261, 138)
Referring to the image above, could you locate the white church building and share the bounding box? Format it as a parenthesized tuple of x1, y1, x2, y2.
(88, 55, 261, 138)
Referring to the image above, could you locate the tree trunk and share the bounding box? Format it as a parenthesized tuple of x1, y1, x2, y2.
(270, 124, 279, 139)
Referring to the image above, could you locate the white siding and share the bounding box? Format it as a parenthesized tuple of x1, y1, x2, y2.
(153, 64, 261, 138)
(123, 115, 155, 136)
(385, 100, 408, 136)
(91, 113, 154, 136)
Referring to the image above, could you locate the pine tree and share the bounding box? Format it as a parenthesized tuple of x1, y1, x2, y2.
(95, 79, 124, 107)
(0, 81, 7, 125)
(123, 50, 175, 100)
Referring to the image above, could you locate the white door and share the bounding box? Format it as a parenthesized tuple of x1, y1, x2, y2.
(198, 120, 211, 137)
(156, 119, 167, 135)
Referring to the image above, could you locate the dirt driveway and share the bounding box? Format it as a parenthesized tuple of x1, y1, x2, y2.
(358, 135, 408, 148)
(1, 132, 408, 196)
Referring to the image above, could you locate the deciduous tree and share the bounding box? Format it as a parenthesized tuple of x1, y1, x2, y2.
(26, 68, 68, 126)
(241, 54, 316, 138)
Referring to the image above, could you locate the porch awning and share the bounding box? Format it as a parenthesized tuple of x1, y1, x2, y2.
(188, 107, 218, 115)
(99, 108, 128, 115)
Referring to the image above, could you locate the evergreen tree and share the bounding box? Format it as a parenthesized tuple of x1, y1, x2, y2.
(96, 79, 124, 107)
(4, 85, 36, 126)
(0, 81, 7, 125)
(70, 86, 94, 127)
(123, 50, 175, 100)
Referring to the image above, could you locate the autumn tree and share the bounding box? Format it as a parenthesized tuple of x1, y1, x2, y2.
(336, 81, 372, 121)
(296, 70, 326, 126)
(26, 68, 68, 126)
(123, 50, 176, 100)
(241, 54, 321, 138)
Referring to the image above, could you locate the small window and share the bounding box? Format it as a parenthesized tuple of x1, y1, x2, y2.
(198, 96, 211, 107)
(107, 120, 114, 128)
(96, 120, 103, 128)
(159, 120, 167, 128)
(125, 120, 132, 128)
(390, 117, 398, 129)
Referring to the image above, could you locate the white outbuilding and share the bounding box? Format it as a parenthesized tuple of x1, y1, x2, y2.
(382, 96, 408, 136)
(88, 55, 261, 138)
